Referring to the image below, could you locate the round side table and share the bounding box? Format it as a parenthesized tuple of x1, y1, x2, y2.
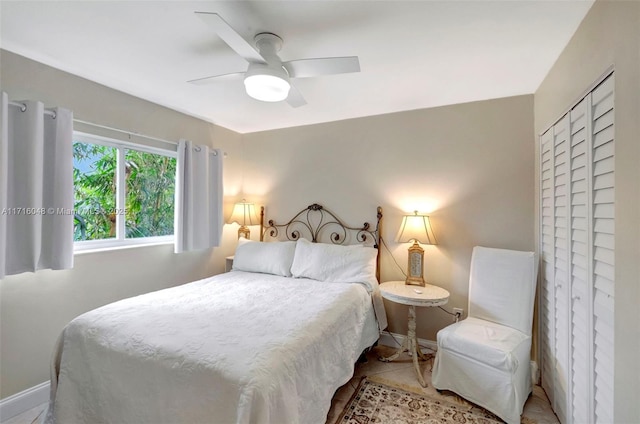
(379, 280, 450, 387)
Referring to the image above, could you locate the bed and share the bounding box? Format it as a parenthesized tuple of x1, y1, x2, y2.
(44, 204, 386, 424)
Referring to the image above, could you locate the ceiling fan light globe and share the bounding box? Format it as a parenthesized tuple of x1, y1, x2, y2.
(244, 74, 290, 102)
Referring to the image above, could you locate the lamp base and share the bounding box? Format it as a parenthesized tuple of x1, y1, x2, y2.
(405, 241, 425, 286)
(405, 277, 425, 286)
(238, 225, 250, 239)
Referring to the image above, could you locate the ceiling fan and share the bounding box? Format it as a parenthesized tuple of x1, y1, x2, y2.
(188, 12, 361, 107)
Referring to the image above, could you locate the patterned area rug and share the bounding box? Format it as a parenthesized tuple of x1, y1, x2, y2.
(337, 377, 504, 424)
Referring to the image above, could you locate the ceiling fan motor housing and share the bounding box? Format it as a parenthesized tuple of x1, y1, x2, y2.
(245, 62, 289, 80)
(243, 32, 291, 102)
(254, 32, 283, 53)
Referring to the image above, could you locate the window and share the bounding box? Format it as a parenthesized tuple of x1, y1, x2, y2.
(73, 133, 177, 250)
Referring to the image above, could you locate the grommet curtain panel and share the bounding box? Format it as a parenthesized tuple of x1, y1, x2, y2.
(0, 92, 74, 279)
(174, 139, 223, 253)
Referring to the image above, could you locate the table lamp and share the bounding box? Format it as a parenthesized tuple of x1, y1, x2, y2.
(396, 211, 437, 286)
(228, 199, 259, 239)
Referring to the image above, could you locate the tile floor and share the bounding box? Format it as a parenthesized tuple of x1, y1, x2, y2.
(2, 344, 559, 424)
(326, 344, 559, 424)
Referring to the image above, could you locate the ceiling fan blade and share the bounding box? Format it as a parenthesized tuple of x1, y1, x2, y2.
(283, 56, 360, 78)
(286, 84, 307, 108)
(187, 72, 245, 85)
(195, 12, 266, 64)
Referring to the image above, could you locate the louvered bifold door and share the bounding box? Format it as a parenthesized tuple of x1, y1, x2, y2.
(539, 128, 556, 407)
(590, 75, 615, 424)
(569, 97, 591, 424)
(552, 115, 571, 424)
(539, 72, 614, 424)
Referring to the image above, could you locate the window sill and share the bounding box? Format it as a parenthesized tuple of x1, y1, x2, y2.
(74, 238, 174, 255)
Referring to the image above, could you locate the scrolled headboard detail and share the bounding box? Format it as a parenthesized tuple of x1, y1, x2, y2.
(259, 203, 383, 281)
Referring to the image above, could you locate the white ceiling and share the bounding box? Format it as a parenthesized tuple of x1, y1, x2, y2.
(1, 1, 593, 134)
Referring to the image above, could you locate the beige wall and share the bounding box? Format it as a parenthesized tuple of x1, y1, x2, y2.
(534, 1, 640, 422)
(241, 95, 536, 343)
(0, 51, 243, 398)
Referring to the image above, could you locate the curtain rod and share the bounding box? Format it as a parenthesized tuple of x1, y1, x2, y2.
(8, 102, 226, 156)
(74, 118, 177, 146)
(9, 101, 178, 146)
(75, 119, 228, 157)
(9, 100, 174, 145)
(9, 100, 57, 118)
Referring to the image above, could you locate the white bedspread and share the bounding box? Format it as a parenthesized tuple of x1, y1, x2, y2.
(44, 271, 380, 424)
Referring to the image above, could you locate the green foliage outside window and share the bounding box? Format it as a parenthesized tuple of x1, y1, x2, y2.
(73, 143, 116, 241)
(125, 149, 176, 238)
(73, 141, 176, 242)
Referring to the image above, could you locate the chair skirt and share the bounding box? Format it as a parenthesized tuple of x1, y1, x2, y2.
(432, 333, 533, 424)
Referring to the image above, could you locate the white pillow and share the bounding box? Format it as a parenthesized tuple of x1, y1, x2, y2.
(290, 238, 377, 285)
(232, 238, 296, 277)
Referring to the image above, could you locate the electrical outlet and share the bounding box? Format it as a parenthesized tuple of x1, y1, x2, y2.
(453, 308, 464, 321)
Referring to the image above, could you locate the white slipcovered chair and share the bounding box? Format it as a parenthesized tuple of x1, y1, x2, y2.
(431, 246, 538, 424)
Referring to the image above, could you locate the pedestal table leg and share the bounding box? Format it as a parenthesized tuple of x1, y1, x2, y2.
(378, 304, 429, 387)
(407, 305, 427, 387)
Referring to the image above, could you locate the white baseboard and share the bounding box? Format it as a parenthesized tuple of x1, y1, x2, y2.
(379, 330, 437, 352)
(0, 381, 49, 422)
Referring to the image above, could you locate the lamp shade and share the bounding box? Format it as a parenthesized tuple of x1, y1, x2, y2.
(396, 211, 437, 245)
(228, 200, 259, 226)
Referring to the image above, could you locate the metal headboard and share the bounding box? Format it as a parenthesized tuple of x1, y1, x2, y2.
(260, 203, 383, 281)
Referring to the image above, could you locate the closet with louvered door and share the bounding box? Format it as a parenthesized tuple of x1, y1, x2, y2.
(538, 72, 614, 424)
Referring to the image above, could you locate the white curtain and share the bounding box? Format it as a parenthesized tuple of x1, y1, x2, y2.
(174, 139, 223, 253)
(0, 92, 74, 279)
